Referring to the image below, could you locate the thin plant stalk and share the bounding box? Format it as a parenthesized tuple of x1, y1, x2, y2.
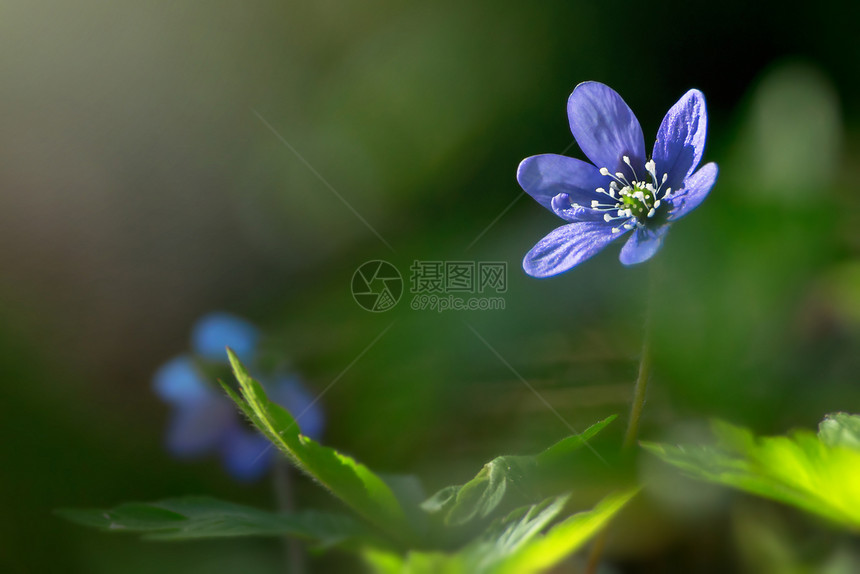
(586, 262, 658, 574)
(273, 459, 306, 574)
(623, 332, 653, 449)
(623, 260, 658, 448)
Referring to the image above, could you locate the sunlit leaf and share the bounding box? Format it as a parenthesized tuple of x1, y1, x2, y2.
(491, 489, 636, 574)
(643, 414, 860, 532)
(365, 489, 635, 574)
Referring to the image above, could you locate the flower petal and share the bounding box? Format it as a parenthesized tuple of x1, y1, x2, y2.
(523, 221, 626, 278)
(619, 225, 671, 266)
(191, 312, 259, 364)
(164, 398, 235, 457)
(652, 89, 708, 191)
(667, 162, 718, 220)
(152, 355, 211, 405)
(568, 82, 646, 178)
(221, 429, 273, 482)
(517, 154, 606, 212)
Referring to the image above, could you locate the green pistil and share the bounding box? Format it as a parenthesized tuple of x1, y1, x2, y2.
(621, 186, 657, 223)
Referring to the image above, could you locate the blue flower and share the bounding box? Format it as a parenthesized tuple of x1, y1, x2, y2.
(191, 312, 259, 364)
(152, 312, 324, 481)
(517, 81, 718, 277)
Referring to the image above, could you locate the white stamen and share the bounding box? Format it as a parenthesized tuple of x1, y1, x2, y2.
(647, 208, 655, 218)
(654, 200, 661, 208)
(624, 156, 641, 181)
(600, 167, 610, 176)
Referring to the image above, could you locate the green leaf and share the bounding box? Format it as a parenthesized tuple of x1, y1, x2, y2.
(818, 413, 860, 451)
(470, 496, 571, 567)
(364, 489, 636, 574)
(491, 490, 636, 574)
(444, 455, 538, 526)
(224, 350, 410, 540)
(535, 414, 617, 466)
(57, 497, 373, 547)
(643, 414, 860, 532)
(420, 485, 461, 515)
(425, 416, 616, 527)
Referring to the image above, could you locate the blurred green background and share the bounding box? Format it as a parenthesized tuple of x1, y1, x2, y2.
(1, 0, 859, 572)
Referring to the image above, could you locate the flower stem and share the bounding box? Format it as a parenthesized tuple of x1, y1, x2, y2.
(623, 333, 652, 449)
(586, 263, 657, 574)
(623, 261, 657, 449)
(585, 335, 652, 574)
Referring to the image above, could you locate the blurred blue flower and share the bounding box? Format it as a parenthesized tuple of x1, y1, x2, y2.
(153, 312, 324, 481)
(517, 81, 718, 277)
(191, 312, 259, 363)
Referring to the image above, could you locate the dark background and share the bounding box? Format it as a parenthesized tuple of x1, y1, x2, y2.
(2, 1, 859, 572)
